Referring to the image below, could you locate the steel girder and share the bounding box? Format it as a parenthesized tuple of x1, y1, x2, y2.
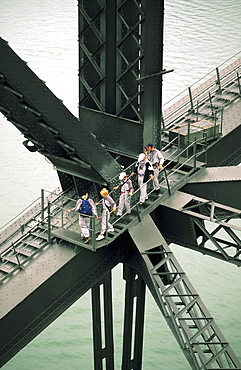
(91, 271, 115, 369)
(181, 166, 241, 210)
(78, 0, 164, 148)
(0, 37, 123, 188)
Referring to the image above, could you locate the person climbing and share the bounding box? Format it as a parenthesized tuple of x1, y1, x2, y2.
(68, 190, 98, 244)
(96, 188, 116, 241)
(113, 172, 134, 220)
(144, 143, 164, 194)
(131, 153, 154, 205)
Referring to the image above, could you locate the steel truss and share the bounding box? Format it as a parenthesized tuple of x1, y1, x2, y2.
(78, 0, 164, 146)
(182, 197, 241, 266)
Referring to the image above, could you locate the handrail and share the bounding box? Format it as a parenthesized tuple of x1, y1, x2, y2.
(47, 202, 99, 251)
(164, 136, 206, 166)
(0, 134, 205, 261)
(162, 53, 241, 129)
(163, 52, 241, 110)
(0, 187, 66, 243)
(0, 196, 41, 233)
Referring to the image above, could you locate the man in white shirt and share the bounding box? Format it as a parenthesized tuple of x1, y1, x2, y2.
(132, 153, 154, 204)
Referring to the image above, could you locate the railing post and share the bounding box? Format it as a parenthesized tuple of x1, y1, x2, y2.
(105, 210, 109, 240)
(220, 108, 224, 135)
(177, 133, 181, 162)
(196, 99, 199, 121)
(237, 71, 241, 96)
(193, 140, 197, 170)
(209, 92, 214, 116)
(214, 111, 217, 139)
(163, 168, 171, 195)
(204, 132, 208, 165)
(61, 196, 64, 227)
(91, 216, 96, 252)
(187, 119, 191, 157)
(47, 201, 52, 243)
(188, 86, 194, 112)
(12, 243, 24, 270)
(216, 67, 222, 92)
(41, 189, 45, 222)
(210, 201, 215, 222)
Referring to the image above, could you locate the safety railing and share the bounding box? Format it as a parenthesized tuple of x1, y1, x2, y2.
(162, 53, 241, 129)
(45, 137, 207, 249)
(1, 137, 206, 264)
(46, 201, 99, 251)
(0, 187, 68, 249)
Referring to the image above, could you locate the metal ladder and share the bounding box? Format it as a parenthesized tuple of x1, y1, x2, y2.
(130, 215, 241, 369)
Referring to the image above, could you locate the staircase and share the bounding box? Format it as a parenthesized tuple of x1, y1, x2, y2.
(0, 187, 76, 284)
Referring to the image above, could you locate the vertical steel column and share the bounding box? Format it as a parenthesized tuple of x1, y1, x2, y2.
(121, 264, 146, 370)
(105, 0, 117, 114)
(141, 0, 164, 148)
(91, 271, 114, 370)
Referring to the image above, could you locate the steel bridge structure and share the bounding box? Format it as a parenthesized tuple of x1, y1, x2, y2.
(0, 1, 241, 369)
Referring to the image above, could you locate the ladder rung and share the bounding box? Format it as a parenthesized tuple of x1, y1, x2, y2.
(0, 264, 14, 273)
(204, 344, 229, 367)
(31, 232, 48, 240)
(190, 319, 214, 341)
(192, 341, 228, 345)
(163, 275, 185, 293)
(23, 240, 45, 249)
(164, 293, 198, 297)
(176, 296, 199, 317)
(153, 272, 184, 276)
(141, 251, 172, 255)
(1, 256, 20, 265)
(179, 317, 213, 320)
(15, 248, 34, 257)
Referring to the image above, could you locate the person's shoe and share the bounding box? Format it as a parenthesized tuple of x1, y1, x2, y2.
(85, 237, 91, 244)
(126, 213, 131, 217)
(154, 189, 160, 195)
(81, 236, 86, 240)
(96, 234, 104, 241)
(107, 227, 115, 232)
(139, 202, 143, 205)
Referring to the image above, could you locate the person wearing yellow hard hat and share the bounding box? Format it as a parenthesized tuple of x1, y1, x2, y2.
(96, 188, 116, 241)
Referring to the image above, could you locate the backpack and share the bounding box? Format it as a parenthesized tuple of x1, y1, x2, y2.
(79, 198, 92, 215)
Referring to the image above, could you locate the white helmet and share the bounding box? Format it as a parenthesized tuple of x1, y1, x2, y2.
(138, 153, 146, 162)
(119, 172, 127, 180)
